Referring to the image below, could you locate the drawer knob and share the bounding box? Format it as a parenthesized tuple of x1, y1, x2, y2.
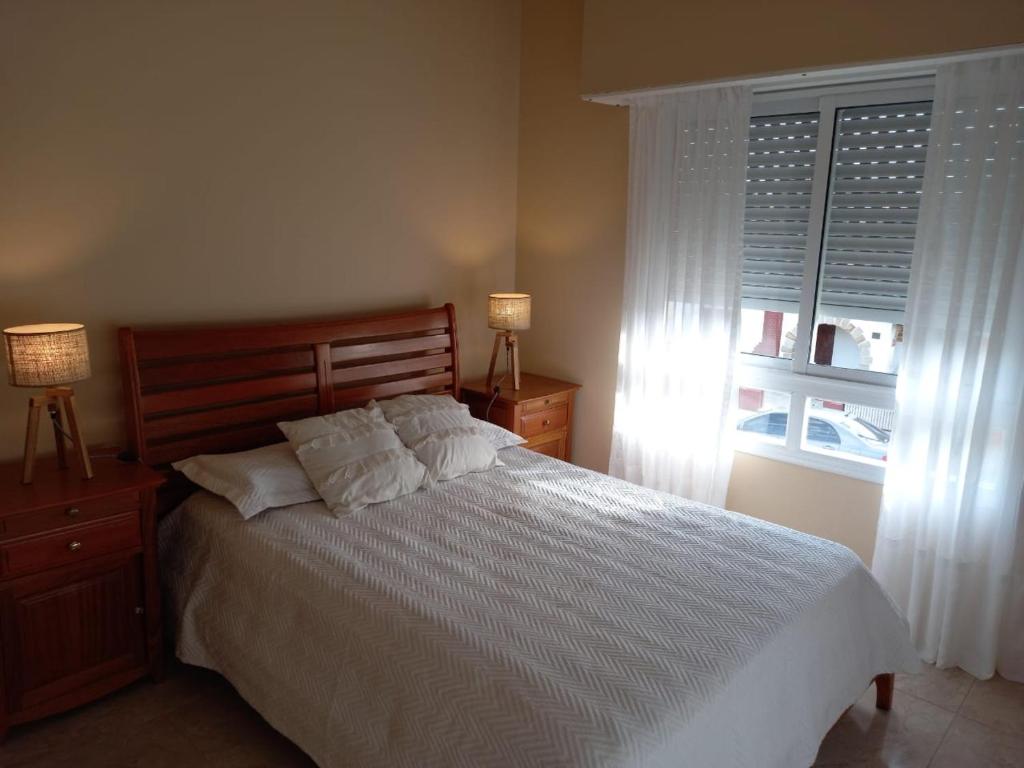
(544, 399, 550, 405)
(66, 507, 80, 518)
(135, 606, 145, 616)
(68, 540, 83, 552)
(542, 419, 551, 426)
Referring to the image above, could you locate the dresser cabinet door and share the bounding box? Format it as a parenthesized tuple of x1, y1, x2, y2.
(0, 554, 147, 714)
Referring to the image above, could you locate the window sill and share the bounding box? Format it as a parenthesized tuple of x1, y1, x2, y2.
(735, 440, 886, 485)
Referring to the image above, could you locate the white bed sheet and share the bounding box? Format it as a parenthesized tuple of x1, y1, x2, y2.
(160, 447, 920, 767)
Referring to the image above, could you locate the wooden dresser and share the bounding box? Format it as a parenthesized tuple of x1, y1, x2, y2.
(462, 373, 580, 461)
(0, 456, 164, 740)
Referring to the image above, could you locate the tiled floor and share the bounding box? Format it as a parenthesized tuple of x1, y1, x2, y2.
(814, 666, 1024, 767)
(3, 662, 1022, 767)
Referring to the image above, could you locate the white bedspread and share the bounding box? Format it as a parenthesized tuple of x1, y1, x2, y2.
(160, 448, 920, 767)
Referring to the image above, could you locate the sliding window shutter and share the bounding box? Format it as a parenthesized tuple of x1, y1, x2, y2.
(819, 101, 932, 323)
(742, 113, 820, 313)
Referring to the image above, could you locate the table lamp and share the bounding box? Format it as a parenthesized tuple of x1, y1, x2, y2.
(4, 323, 94, 484)
(486, 293, 530, 391)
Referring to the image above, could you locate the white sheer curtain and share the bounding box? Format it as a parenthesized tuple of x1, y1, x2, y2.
(609, 87, 751, 506)
(872, 54, 1024, 681)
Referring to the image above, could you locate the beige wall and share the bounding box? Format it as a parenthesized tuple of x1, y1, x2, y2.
(582, 0, 1024, 94)
(0, 0, 521, 460)
(725, 454, 883, 563)
(516, 0, 628, 472)
(517, 0, 896, 561)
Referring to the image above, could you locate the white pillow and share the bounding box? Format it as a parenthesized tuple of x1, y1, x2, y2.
(172, 442, 320, 519)
(378, 395, 499, 483)
(278, 403, 426, 515)
(474, 418, 527, 450)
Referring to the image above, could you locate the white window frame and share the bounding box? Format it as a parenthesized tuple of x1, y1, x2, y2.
(737, 78, 934, 483)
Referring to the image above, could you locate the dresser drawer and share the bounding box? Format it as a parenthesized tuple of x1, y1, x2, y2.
(520, 404, 568, 438)
(522, 390, 570, 415)
(0, 491, 139, 541)
(0, 513, 142, 579)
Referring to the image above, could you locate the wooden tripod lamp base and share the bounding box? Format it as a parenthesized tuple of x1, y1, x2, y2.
(486, 331, 521, 391)
(22, 387, 93, 485)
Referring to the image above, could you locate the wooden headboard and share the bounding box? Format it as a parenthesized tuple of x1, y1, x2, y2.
(118, 304, 460, 466)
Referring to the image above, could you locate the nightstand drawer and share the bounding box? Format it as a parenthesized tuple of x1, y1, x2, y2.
(526, 433, 566, 459)
(0, 491, 139, 541)
(0, 513, 142, 579)
(522, 390, 570, 414)
(521, 404, 568, 438)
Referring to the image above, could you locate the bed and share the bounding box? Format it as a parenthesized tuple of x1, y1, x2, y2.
(119, 304, 921, 768)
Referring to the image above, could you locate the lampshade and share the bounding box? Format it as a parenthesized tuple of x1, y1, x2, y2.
(488, 293, 531, 331)
(3, 324, 91, 388)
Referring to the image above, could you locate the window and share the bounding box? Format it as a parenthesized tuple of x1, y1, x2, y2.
(811, 101, 931, 376)
(736, 387, 791, 446)
(805, 415, 840, 447)
(737, 81, 933, 482)
(802, 398, 893, 466)
(740, 112, 819, 360)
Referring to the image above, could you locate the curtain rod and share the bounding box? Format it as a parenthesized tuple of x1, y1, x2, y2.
(582, 44, 1024, 106)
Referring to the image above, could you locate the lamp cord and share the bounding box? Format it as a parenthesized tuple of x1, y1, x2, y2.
(48, 409, 75, 443)
(484, 341, 512, 420)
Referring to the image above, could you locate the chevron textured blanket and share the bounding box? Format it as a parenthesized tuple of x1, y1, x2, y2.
(161, 448, 919, 767)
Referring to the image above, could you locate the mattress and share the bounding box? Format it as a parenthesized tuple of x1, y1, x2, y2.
(160, 447, 920, 767)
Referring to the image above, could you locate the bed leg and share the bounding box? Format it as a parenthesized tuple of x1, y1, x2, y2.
(874, 673, 894, 711)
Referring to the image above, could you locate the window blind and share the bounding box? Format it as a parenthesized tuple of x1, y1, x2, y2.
(818, 101, 932, 322)
(742, 112, 820, 312)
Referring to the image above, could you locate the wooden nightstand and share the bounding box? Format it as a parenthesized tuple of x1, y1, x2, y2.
(462, 373, 581, 461)
(0, 456, 164, 741)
